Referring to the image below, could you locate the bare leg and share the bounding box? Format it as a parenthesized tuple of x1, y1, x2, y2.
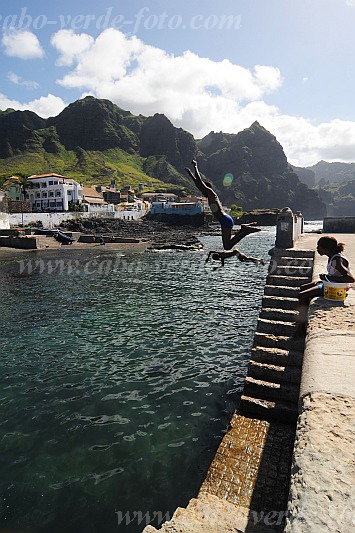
(292, 285, 323, 337)
(222, 224, 262, 250)
(185, 161, 224, 220)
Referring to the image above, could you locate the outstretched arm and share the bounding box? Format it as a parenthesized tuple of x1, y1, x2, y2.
(185, 160, 210, 196)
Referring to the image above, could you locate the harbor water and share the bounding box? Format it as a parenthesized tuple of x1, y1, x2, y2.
(0, 228, 276, 532)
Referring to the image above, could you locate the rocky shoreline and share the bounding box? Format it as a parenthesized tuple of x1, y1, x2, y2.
(60, 217, 217, 249)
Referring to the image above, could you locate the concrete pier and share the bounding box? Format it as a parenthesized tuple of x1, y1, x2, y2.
(285, 233, 355, 532)
(144, 228, 355, 533)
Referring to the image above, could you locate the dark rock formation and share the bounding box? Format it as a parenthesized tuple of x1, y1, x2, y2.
(139, 113, 196, 169)
(47, 96, 142, 152)
(0, 98, 327, 217)
(197, 122, 326, 219)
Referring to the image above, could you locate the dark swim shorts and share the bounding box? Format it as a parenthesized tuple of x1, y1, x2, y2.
(219, 213, 235, 229)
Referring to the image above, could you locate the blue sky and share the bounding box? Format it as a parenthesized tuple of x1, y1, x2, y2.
(1, 0, 355, 166)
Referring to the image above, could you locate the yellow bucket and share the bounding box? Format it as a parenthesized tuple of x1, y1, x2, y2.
(323, 281, 349, 301)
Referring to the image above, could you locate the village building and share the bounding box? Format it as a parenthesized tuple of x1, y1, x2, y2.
(140, 192, 178, 203)
(82, 186, 114, 213)
(26, 173, 83, 212)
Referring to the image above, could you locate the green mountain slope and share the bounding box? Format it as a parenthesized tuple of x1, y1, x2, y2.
(0, 96, 326, 217)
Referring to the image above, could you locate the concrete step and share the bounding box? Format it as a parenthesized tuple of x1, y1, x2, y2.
(262, 295, 299, 310)
(251, 346, 304, 367)
(270, 248, 314, 258)
(244, 376, 300, 403)
(257, 318, 295, 336)
(248, 360, 302, 384)
(253, 332, 305, 351)
(269, 265, 312, 277)
(274, 257, 313, 267)
(266, 275, 310, 287)
(264, 285, 300, 298)
(143, 492, 284, 533)
(259, 307, 298, 323)
(239, 395, 299, 424)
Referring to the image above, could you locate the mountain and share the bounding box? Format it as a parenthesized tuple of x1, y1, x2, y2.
(313, 179, 355, 216)
(0, 97, 326, 217)
(290, 165, 316, 188)
(291, 160, 355, 216)
(308, 160, 355, 184)
(196, 123, 325, 218)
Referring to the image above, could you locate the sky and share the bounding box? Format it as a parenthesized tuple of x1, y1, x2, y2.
(1, 0, 355, 167)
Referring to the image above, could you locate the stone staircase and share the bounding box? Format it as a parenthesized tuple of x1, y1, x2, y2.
(240, 249, 315, 424)
(143, 248, 316, 533)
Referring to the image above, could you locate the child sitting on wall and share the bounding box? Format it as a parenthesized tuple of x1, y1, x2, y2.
(292, 236, 354, 338)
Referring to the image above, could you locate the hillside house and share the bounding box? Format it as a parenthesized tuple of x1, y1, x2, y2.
(82, 186, 114, 213)
(27, 174, 83, 212)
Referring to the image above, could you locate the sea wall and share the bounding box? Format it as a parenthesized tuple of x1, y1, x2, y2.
(323, 216, 355, 233)
(9, 209, 148, 228)
(0, 236, 40, 249)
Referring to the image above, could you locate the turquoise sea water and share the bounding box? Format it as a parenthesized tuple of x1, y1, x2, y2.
(0, 228, 275, 533)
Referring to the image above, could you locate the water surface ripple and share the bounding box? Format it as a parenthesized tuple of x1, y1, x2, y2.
(0, 229, 275, 532)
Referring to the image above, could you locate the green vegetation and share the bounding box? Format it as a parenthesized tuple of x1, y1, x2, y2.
(229, 204, 244, 218)
(0, 96, 328, 217)
(0, 147, 183, 193)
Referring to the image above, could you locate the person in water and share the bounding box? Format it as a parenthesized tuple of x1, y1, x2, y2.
(185, 159, 264, 266)
(292, 236, 354, 338)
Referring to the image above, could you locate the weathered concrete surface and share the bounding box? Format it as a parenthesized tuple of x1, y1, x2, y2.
(286, 233, 355, 532)
(285, 393, 355, 533)
(143, 414, 294, 533)
(144, 493, 282, 533)
(300, 330, 355, 400)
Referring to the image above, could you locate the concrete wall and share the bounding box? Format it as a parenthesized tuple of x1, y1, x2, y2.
(323, 216, 355, 233)
(0, 236, 39, 249)
(285, 233, 355, 533)
(9, 209, 148, 228)
(0, 193, 10, 230)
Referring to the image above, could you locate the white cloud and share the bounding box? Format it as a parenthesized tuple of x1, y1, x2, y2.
(0, 93, 66, 118)
(49, 28, 355, 166)
(2, 28, 355, 167)
(346, 0, 355, 6)
(50, 29, 94, 66)
(52, 28, 282, 120)
(1, 29, 44, 59)
(7, 72, 39, 89)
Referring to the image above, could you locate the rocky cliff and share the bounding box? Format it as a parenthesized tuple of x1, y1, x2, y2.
(0, 97, 326, 217)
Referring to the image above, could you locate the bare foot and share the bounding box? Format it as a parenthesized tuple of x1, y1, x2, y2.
(240, 223, 262, 234)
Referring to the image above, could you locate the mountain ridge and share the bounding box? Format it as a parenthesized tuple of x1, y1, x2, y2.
(0, 96, 326, 218)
